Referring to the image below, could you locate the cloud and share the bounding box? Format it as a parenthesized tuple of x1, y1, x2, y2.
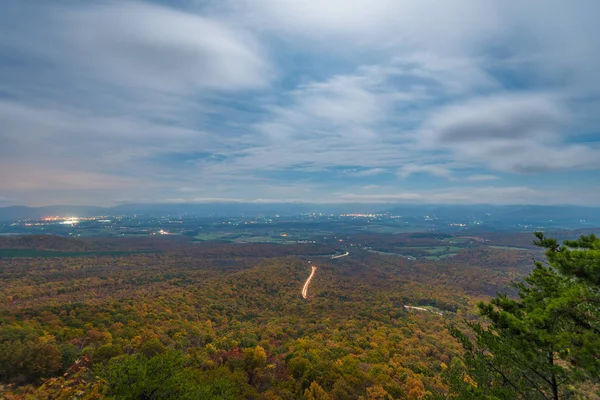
(397, 164, 452, 179)
(0, 163, 151, 191)
(165, 197, 316, 204)
(0, 196, 15, 206)
(229, 0, 600, 92)
(103, 185, 600, 206)
(0, 100, 224, 177)
(258, 67, 400, 143)
(232, 0, 502, 52)
(0, 2, 276, 206)
(361, 185, 380, 191)
(350, 168, 388, 177)
(421, 94, 600, 173)
(339, 186, 569, 205)
(70, 2, 269, 92)
(0, 2, 270, 94)
(465, 174, 500, 182)
(245, 56, 492, 175)
(1, 1, 600, 206)
(426, 94, 566, 143)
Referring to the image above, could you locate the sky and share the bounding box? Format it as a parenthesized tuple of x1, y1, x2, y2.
(1, 0, 599, 207)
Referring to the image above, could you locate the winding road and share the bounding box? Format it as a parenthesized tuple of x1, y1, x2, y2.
(301, 252, 348, 299)
(404, 305, 443, 316)
(330, 251, 349, 259)
(301, 262, 317, 299)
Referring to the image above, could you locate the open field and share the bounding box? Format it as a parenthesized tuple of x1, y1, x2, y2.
(488, 245, 537, 251)
(193, 233, 228, 241)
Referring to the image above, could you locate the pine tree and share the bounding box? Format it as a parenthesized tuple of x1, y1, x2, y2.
(445, 233, 600, 399)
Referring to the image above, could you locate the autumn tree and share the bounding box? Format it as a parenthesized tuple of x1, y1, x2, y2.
(305, 381, 331, 400)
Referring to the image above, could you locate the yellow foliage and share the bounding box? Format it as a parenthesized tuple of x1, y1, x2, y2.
(366, 384, 393, 399)
(463, 374, 478, 388)
(304, 381, 331, 400)
(205, 343, 217, 354)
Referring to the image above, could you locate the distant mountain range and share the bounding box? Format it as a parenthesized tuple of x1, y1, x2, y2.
(385, 204, 600, 222)
(1, 203, 600, 223)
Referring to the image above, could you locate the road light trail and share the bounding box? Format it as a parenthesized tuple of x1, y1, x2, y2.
(331, 251, 349, 259)
(404, 305, 443, 316)
(302, 262, 317, 299)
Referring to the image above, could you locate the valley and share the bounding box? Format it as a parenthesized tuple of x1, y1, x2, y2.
(0, 231, 544, 398)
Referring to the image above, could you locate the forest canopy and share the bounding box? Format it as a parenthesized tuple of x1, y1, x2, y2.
(0, 232, 597, 399)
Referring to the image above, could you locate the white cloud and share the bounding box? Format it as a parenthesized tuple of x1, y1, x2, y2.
(258, 68, 401, 143)
(1, 2, 270, 94)
(361, 185, 380, 191)
(0, 2, 274, 207)
(228, 0, 600, 94)
(108, 185, 600, 206)
(231, 0, 501, 52)
(421, 94, 600, 173)
(341, 193, 423, 202)
(426, 94, 566, 143)
(339, 185, 587, 205)
(397, 164, 452, 178)
(1, 1, 600, 206)
(349, 168, 388, 177)
(0, 100, 220, 169)
(0, 164, 148, 192)
(246, 56, 492, 174)
(68, 2, 270, 91)
(465, 174, 500, 182)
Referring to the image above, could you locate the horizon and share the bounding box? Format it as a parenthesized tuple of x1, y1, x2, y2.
(3, 202, 600, 209)
(2, 1, 600, 206)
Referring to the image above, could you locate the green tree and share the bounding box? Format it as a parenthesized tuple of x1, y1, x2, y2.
(0, 338, 62, 383)
(104, 351, 243, 399)
(446, 233, 600, 399)
(139, 337, 167, 358)
(538, 233, 600, 376)
(60, 344, 79, 371)
(105, 351, 186, 399)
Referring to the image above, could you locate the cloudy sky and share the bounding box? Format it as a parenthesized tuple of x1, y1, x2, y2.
(1, 0, 599, 206)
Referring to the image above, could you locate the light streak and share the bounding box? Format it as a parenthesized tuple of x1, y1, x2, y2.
(301, 261, 317, 300)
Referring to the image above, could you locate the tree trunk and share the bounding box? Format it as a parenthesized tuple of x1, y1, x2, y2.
(549, 352, 559, 400)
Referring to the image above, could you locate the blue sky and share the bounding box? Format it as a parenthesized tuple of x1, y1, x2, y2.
(1, 0, 599, 206)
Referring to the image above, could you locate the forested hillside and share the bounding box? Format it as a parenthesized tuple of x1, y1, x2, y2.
(0, 234, 594, 399)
